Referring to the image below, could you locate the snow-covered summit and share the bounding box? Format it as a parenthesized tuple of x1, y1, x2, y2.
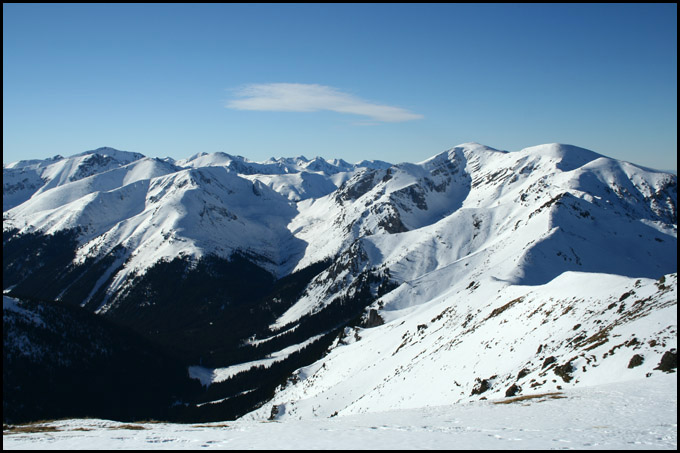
(73, 146, 146, 163)
(3, 147, 148, 211)
(4, 142, 676, 283)
(3, 142, 677, 426)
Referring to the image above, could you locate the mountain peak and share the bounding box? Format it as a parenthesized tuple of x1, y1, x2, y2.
(3, 141, 676, 427)
(518, 143, 605, 172)
(76, 146, 146, 164)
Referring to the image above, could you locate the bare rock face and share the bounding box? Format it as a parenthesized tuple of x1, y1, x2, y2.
(361, 309, 385, 328)
(542, 356, 557, 369)
(471, 376, 496, 396)
(505, 383, 521, 397)
(654, 350, 677, 373)
(553, 361, 575, 383)
(628, 354, 645, 369)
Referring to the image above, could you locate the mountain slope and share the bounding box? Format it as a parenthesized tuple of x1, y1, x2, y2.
(3, 296, 199, 424)
(3, 142, 677, 423)
(3, 147, 145, 211)
(267, 143, 675, 330)
(245, 272, 676, 420)
(239, 143, 676, 420)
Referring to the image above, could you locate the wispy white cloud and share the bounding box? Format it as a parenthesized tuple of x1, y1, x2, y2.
(226, 83, 423, 123)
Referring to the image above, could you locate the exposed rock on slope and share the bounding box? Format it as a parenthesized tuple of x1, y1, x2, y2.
(3, 142, 677, 423)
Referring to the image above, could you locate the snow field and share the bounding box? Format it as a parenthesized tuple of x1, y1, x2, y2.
(3, 374, 676, 450)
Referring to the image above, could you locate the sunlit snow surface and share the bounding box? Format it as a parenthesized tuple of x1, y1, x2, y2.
(3, 374, 676, 450)
(4, 143, 677, 449)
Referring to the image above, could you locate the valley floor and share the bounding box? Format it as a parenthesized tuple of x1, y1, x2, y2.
(3, 373, 676, 450)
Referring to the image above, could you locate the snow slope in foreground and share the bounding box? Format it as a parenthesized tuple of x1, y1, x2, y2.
(3, 374, 676, 450)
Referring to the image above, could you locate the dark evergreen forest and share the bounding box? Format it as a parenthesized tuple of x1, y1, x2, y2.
(3, 229, 395, 423)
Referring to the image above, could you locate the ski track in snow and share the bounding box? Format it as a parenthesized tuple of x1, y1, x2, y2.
(3, 374, 677, 450)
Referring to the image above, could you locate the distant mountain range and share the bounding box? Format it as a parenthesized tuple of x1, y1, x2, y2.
(3, 143, 676, 423)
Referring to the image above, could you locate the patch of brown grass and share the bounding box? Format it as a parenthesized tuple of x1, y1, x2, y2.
(108, 424, 147, 431)
(486, 297, 524, 320)
(3, 424, 61, 435)
(191, 423, 230, 429)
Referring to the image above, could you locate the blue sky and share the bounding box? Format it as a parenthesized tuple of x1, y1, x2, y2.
(3, 4, 677, 170)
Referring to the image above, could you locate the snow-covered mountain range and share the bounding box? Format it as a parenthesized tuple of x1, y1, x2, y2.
(3, 143, 677, 424)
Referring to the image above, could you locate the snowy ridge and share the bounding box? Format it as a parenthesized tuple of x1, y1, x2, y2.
(3, 142, 677, 426)
(3, 147, 403, 284)
(239, 143, 676, 421)
(3, 147, 145, 211)
(247, 272, 676, 420)
(268, 142, 676, 330)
